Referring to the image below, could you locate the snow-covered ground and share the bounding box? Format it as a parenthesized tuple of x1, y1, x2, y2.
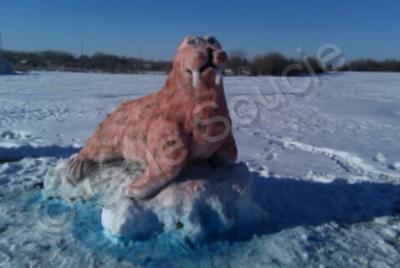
(0, 71, 400, 267)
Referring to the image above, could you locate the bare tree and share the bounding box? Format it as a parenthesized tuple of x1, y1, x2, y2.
(227, 49, 249, 75)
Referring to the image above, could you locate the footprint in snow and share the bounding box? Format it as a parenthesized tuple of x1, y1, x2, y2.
(373, 153, 387, 163)
(0, 130, 32, 141)
(388, 162, 400, 171)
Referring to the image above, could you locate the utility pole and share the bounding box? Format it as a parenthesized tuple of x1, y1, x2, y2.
(0, 32, 3, 57)
(80, 40, 84, 57)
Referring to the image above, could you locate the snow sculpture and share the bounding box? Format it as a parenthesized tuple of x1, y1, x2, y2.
(66, 35, 237, 200)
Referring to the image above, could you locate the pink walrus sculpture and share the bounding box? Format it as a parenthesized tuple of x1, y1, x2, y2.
(67, 35, 237, 200)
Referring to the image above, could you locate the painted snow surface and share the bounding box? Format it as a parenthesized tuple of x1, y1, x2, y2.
(0, 71, 400, 267)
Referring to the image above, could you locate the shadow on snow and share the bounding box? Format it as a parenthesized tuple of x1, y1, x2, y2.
(0, 144, 79, 163)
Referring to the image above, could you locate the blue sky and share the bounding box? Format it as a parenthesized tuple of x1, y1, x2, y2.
(0, 0, 399, 60)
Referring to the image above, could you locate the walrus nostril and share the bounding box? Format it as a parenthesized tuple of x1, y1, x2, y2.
(207, 48, 214, 61)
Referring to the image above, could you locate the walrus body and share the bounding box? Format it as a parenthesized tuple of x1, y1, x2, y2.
(67, 35, 237, 199)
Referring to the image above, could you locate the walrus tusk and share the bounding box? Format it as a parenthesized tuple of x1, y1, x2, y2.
(192, 70, 200, 88)
(215, 68, 222, 86)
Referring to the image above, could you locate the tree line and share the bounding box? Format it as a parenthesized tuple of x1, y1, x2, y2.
(2, 50, 171, 74)
(2, 49, 400, 75)
(225, 50, 400, 75)
(225, 50, 324, 76)
(339, 58, 400, 72)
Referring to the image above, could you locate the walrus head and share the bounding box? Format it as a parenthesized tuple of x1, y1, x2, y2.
(172, 35, 228, 88)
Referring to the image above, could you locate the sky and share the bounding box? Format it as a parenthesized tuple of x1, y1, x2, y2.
(0, 0, 399, 60)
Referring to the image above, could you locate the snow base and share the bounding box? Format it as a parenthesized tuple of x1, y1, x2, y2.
(45, 159, 268, 243)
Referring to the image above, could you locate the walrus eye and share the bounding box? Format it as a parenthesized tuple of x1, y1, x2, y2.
(206, 36, 218, 45)
(187, 36, 199, 46)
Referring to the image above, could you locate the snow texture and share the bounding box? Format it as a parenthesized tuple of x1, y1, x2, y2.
(45, 159, 269, 243)
(100, 162, 268, 242)
(1, 71, 400, 267)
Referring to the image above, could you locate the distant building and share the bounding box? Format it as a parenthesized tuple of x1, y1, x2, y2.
(0, 59, 13, 74)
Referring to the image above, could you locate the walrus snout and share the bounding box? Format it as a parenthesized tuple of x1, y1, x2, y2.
(184, 35, 227, 87)
(187, 49, 227, 87)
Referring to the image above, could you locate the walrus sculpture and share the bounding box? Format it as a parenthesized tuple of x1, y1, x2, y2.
(66, 35, 237, 200)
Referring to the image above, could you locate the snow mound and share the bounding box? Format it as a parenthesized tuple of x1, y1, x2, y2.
(45, 159, 268, 242)
(102, 162, 268, 242)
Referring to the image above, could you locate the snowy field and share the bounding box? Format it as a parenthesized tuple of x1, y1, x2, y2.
(0, 71, 400, 267)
